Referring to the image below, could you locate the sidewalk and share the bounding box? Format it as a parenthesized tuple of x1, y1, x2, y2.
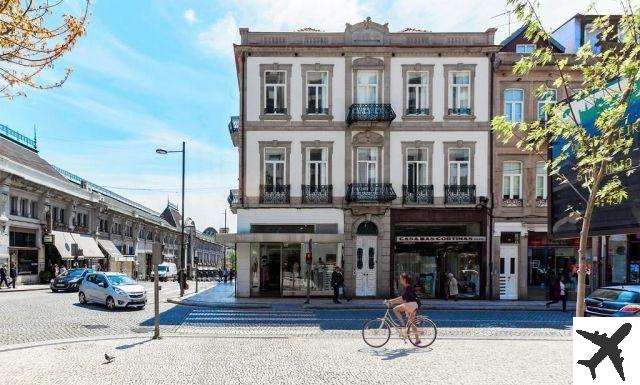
(168, 282, 576, 311)
(0, 284, 50, 293)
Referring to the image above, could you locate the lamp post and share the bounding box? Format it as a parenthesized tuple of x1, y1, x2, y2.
(156, 141, 186, 297)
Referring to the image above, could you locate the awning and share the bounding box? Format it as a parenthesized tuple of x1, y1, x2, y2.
(51, 231, 76, 260)
(70, 233, 104, 259)
(97, 239, 125, 261)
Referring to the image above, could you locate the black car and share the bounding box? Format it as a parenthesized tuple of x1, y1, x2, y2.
(50, 268, 94, 292)
(585, 286, 640, 317)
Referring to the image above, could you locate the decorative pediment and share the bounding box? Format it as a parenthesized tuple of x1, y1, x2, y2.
(352, 57, 384, 69)
(345, 17, 389, 45)
(353, 131, 384, 146)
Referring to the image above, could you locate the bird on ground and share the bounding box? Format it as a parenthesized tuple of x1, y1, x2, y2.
(104, 354, 115, 364)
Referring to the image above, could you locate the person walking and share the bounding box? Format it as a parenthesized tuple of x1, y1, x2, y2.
(9, 263, 17, 288)
(338, 267, 351, 302)
(330, 266, 342, 303)
(546, 276, 567, 312)
(223, 267, 229, 283)
(446, 273, 459, 301)
(0, 265, 10, 289)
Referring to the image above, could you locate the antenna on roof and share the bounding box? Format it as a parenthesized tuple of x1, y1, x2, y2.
(491, 9, 513, 35)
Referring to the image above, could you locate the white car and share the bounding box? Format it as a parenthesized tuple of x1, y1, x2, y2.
(150, 262, 177, 282)
(78, 272, 147, 310)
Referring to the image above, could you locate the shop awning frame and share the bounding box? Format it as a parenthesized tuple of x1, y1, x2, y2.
(97, 239, 125, 261)
(51, 231, 77, 260)
(70, 233, 104, 259)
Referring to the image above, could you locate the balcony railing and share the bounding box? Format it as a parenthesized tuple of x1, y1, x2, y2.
(227, 189, 241, 206)
(447, 108, 471, 116)
(405, 107, 430, 116)
(403, 185, 434, 204)
(228, 116, 239, 134)
(260, 185, 290, 204)
(301, 185, 333, 204)
(263, 107, 288, 115)
(444, 185, 476, 204)
(502, 198, 523, 207)
(346, 183, 397, 203)
(536, 198, 548, 207)
(346, 104, 396, 124)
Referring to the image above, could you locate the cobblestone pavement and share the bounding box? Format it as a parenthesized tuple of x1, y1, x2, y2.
(1, 334, 571, 385)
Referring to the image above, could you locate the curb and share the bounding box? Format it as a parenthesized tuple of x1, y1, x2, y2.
(302, 304, 577, 311)
(0, 287, 50, 293)
(166, 297, 271, 309)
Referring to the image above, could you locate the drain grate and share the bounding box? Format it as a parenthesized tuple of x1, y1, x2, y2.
(83, 324, 109, 330)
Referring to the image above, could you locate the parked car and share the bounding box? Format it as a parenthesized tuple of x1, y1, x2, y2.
(78, 272, 147, 310)
(150, 262, 177, 282)
(585, 286, 640, 317)
(50, 268, 94, 292)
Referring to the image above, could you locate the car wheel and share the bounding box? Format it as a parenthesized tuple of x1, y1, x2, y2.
(78, 291, 87, 304)
(106, 296, 116, 310)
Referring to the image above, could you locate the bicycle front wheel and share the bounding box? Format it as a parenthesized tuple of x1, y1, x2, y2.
(407, 316, 437, 348)
(362, 318, 391, 348)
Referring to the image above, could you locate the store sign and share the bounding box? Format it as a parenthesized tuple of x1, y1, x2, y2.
(43, 234, 54, 244)
(550, 78, 640, 239)
(396, 236, 486, 243)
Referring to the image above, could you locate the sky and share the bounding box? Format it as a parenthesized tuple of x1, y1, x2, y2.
(1, 0, 624, 232)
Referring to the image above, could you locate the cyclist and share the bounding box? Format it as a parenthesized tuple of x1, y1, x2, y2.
(385, 272, 421, 340)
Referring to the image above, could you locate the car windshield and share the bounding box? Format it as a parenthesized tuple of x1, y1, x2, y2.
(108, 275, 136, 286)
(63, 269, 85, 278)
(591, 289, 639, 302)
(158, 266, 168, 271)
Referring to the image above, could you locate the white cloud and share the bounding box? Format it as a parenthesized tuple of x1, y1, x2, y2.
(197, 13, 240, 58)
(184, 9, 197, 24)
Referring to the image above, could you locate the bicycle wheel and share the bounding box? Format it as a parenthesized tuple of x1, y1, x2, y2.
(407, 316, 437, 348)
(362, 318, 391, 348)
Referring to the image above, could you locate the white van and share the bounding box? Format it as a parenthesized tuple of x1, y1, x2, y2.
(151, 262, 177, 282)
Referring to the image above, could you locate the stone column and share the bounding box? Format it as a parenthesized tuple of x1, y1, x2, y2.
(236, 242, 251, 297)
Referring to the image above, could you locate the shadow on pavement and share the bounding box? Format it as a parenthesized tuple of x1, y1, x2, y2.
(116, 338, 154, 350)
(358, 346, 433, 360)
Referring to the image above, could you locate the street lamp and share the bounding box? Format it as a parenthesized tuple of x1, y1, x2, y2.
(156, 141, 186, 297)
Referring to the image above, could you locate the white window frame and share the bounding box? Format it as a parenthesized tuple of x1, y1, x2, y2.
(263, 147, 287, 188)
(356, 70, 378, 104)
(448, 71, 471, 114)
(536, 161, 548, 199)
(537, 89, 557, 120)
(306, 147, 328, 187)
(19, 198, 29, 217)
(448, 148, 471, 185)
(515, 44, 536, 54)
(306, 71, 328, 114)
(406, 71, 429, 115)
(502, 161, 523, 199)
(504, 88, 524, 122)
(356, 147, 378, 184)
(406, 148, 429, 186)
(264, 70, 287, 114)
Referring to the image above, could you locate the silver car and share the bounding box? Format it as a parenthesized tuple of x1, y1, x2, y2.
(78, 272, 147, 310)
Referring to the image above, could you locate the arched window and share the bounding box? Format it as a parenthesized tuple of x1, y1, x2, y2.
(356, 221, 378, 235)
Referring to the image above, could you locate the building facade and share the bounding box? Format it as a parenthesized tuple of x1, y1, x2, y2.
(225, 19, 498, 298)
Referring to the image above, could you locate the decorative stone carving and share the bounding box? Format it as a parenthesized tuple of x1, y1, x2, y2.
(352, 57, 384, 69)
(345, 17, 389, 46)
(352, 131, 384, 146)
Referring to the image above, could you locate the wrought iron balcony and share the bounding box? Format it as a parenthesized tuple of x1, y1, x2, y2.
(227, 189, 241, 206)
(502, 198, 523, 207)
(228, 116, 239, 134)
(536, 198, 548, 207)
(260, 185, 290, 204)
(302, 185, 333, 204)
(346, 183, 397, 203)
(346, 104, 396, 124)
(263, 107, 288, 115)
(403, 185, 434, 204)
(447, 108, 471, 116)
(405, 107, 430, 116)
(444, 185, 476, 204)
(306, 107, 329, 114)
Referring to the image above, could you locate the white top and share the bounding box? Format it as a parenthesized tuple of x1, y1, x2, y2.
(560, 281, 566, 296)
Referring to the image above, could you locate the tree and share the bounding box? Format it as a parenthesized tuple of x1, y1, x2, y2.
(492, 0, 640, 316)
(0, 0, 90, 98)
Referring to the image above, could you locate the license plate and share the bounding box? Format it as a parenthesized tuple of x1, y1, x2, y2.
(56, 284, 65, 287)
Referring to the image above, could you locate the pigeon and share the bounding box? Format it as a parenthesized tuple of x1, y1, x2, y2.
(104, 354, 115, 364)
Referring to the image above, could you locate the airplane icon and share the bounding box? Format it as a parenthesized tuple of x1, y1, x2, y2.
(576, 323, 632, 381)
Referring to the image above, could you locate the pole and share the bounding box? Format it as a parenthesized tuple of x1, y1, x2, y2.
(180, 141, 186, 297)
(304, 239, 312, 304)
(223, 209, 227, 269)
(153, 260, 160, 339)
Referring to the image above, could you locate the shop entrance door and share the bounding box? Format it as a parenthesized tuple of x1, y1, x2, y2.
(500, 244, 518, 300)
(355, 236, 377, 296)
(260, 244, 282, 294)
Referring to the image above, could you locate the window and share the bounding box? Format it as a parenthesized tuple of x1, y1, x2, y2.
(147, 231, 153, 241)
(306, 71, 328, 114)
(406, 148, 428, 187)
(536, 161, 547, 199)
(448, 148, 470, 185)
(59, 208, 65, 224)
(10, 196, 18, 215)
(82, 214, 87, 227)
(264, 71, 287, 114)
(19, 198, 29, 217)
(306, 148, 327, 188)
(52, 207, 58, 223)
(356, 71, 378, 104)
(264, 148, 286, 188)
(448, 71, 471, 115)
(30, 201, 38, 219)
(516, 44, 536, 54)
(357, 147, 378, 184)
(406, 72, 429, 115)
(584, 23, 601, 54)
(537, 89, 557, 120)
(502, 161, 523, 199)
(76, 213, 82, 227)
(504, 89, 524, 122)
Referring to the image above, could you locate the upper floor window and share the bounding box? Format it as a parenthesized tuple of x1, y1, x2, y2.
(306, 71, 328, 114)
(516, 44, 536, 54)
(406, 148, 428, 187)
(356, 71, 378, 104)
(306, 148, 327, 188)
(502, 161, 522, 199)
(584, 23, 601, 54)
(264, 70, 287, 114)
(448, 148, 470, 185)
(52, 207, 58, 223)
(536, 161, 547, 199)
(448, 71, 471, 115)
(406, 72, 429, 115)
(264, 148, 286, 188)
(147, 231, 153, 241)
(30, 201, 38, 219)
(357, 147, 378, 184)
(19, 198, 29, 217)
(504, 89, 524, 122)
(10, 196, 18, 215)
(537, 89, 557, 120)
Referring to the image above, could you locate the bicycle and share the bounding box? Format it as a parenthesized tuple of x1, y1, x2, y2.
(362, 301, 437, 348)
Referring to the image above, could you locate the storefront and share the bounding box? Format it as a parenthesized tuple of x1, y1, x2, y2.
(391, 209, 488, 299)
(9, 229, 39, 283)
(604, 233, 640, 285)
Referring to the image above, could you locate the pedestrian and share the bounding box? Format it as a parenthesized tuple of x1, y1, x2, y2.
(338, 267, 351, 302)
(217, 268, 223, 283)
(229, 269, 235, 282)
(446, 273, 458, 301)
(546, 276, 567, 312)
(0, 264, 10, 288)
(53, 264, 60, 278)
(330, 266, 342, 303)
(223, 267, 229, 283)
(9, 263, 17, 288)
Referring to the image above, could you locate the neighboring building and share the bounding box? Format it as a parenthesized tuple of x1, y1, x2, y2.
(0, 124, 223, 283)
(552, 14, 622, 54)
(224, 18, 499, 298)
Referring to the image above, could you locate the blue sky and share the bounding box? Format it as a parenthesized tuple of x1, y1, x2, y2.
(1, 0, 620, 232)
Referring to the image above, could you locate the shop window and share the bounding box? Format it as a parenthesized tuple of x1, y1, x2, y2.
(368, 247, 375, 269)
(608, 235, 628, 283)
(357, 248, 363, 269)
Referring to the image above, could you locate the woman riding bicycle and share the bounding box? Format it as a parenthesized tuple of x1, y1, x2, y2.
(385, 273, 421, 337)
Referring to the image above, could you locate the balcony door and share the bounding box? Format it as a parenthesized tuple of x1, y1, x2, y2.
(356, 147, 378, 185)
(448, 148, 470, 185)
(356, 71, 378, 104)
(406, 148, 428, 188)
(264, 148, 286, 191)
(307, 148, 327, 192)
